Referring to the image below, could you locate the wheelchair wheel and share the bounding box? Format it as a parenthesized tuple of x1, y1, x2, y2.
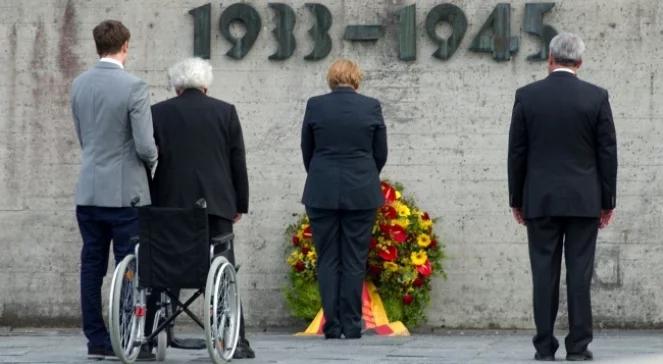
(152, 309, 167, 362)
(156, 329, 167, 361)
(109, 254, 145, 363)
(204, 256, 241, 363)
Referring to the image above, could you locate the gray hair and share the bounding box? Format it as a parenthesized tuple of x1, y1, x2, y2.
(549, 32, 585, 63)
(168, 57, 213, 90)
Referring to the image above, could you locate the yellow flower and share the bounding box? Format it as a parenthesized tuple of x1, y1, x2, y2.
(394, 217, 410, 228)
(395, 190, 402, 199)
(306, 250, 317, 261)
(383, 261, 399, 272)
(417, 212, 433, 229)
(287, 251, 303, 266)
(396, 203, 411, 217)
(417, 234, 432, 248)
(411, 250, 428, 266)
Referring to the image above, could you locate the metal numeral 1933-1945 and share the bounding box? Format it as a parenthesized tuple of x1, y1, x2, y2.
(189, 2, 558, 62)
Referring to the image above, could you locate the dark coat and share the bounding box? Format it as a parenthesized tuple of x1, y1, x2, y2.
(301, 87, 388, 210)
(150, 89, 248, 220)
(508, 71, 618, 219)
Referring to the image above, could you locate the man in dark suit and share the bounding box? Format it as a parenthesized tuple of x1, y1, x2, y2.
(149, 58, 254, 359)
(301, 59, 388, 339)
(508, 33, 618, 361)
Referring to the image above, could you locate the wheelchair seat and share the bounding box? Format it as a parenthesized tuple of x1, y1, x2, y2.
(137, 204, 209, 289)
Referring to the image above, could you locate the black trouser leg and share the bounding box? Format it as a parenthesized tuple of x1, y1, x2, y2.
(306, 207, 342, 335)
(526, 217, 564, 356)
(338, 209, 376, 337)
(563, 217, 598, 354)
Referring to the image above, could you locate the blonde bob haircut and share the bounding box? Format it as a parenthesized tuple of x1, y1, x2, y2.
(327, 59, 364, 90)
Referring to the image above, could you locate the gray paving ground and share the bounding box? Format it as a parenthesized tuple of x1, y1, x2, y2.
(1, 329, 662, 364)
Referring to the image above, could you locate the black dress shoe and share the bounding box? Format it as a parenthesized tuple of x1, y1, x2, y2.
(233, 338, 255, 359)
(534, 352, 555, 361)
(87, 346, 113, 360)
(324, 328, 342, 339)
(566, 350, 593, 361)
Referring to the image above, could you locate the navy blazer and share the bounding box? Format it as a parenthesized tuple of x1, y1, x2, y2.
(301, 87, 388, 210)
(508, 71, 618, 218)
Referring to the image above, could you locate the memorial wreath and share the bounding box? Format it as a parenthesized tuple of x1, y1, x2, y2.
(284, 181, 446, 328)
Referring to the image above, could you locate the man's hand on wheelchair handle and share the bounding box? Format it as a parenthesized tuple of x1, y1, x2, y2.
(233, 213, 242, 223)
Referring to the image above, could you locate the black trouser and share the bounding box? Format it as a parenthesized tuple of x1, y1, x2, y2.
(306, 207, 377, 337)
(526, 216, 599, 356)
(145, 214, 246, 341)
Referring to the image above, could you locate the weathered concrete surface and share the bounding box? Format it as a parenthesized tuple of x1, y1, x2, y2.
(0, 0, 662, 328)
(1, 329, 663, 363)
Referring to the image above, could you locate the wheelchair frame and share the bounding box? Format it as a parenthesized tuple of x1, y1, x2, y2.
(109, 233, 241, 364)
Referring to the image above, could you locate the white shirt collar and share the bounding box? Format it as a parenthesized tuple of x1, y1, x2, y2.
(99, 57, 124, 69)
(552, 67, 576, 75)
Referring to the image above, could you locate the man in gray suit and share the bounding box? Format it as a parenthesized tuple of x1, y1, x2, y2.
(70, 20, 157, 360)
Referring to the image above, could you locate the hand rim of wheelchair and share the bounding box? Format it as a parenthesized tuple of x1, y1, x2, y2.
(109, 253, 145, 363)
(204, 255, 242, 362)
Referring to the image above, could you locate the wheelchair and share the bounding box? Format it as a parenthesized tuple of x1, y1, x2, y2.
(108, 200, 241, 363)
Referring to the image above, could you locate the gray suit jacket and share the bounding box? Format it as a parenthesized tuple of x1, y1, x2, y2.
(71, 61, 158, 207)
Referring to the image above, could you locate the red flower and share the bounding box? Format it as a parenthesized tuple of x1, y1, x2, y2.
(388, 225, 408, 244)
(416, 260, 433, 277)
(378, 246, 398, 261)
(368, 264, 382, 276)
(303, 226, 313, 238)
(301, 246, 310, 255)
(413, 276, 425, 287)
(421, 212, 431, 221)
(369, 237, 378, 249)
(403, 293, 414, 305)
(381, 182, 397, 203)
(429, 239, 438, 249)
(381, 205, 397, 219)
(292, 235, 300, 246)
(294, 261, 306, 272)
(379, 224, 391, 235)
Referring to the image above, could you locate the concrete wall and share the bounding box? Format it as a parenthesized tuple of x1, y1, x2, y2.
(1, 0, 662, 329)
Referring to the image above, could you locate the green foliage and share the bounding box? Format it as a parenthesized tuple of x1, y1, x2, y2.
(284, 272, 321, 320)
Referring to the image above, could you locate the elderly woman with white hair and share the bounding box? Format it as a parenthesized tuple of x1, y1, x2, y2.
(147, 57, 254, 359)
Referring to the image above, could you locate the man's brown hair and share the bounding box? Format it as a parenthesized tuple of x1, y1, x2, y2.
(93, 20, 130, 57)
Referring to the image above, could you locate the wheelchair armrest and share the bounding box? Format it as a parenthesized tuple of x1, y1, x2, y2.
(211, 233, 234, 253)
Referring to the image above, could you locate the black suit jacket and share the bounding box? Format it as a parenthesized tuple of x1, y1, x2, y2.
(301, 87, 388, 210)
(508, 71, 618, 219)
(150, 89, 248, 220)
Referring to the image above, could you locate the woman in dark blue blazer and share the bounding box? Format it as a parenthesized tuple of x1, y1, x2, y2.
(301, 59, 388, 339)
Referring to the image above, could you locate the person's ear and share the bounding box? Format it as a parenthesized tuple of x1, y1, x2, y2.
(576, 60, 583, 69)
(122, 41, 129, 54)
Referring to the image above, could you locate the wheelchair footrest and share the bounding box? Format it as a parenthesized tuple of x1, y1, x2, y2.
(169, 337, 206, 350)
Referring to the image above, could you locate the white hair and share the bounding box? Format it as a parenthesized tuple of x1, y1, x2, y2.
(168, 57, 213, 91)
(549, 32, 586, 62)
